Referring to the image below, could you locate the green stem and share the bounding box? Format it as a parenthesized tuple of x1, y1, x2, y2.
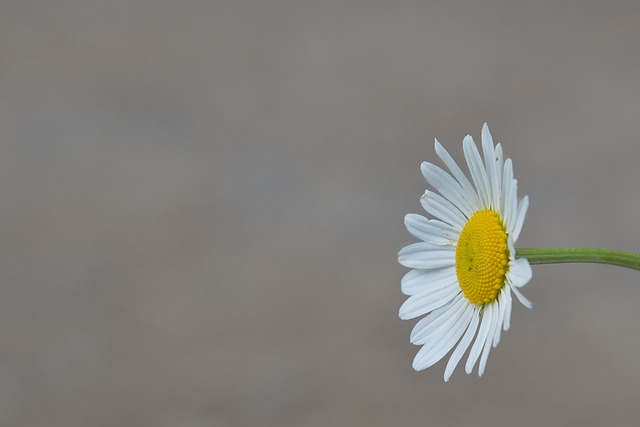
(516, 248, 640, 271)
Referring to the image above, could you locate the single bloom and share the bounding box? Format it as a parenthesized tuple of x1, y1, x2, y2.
(398, 123, 532, 381)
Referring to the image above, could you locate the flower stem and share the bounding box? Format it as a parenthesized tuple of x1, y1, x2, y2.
(516, 248, 640, 271)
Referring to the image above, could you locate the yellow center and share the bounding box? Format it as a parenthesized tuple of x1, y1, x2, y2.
(455, 210, 509, 305)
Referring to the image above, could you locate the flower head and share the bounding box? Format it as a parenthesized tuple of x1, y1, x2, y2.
(398, 123, 532, 381)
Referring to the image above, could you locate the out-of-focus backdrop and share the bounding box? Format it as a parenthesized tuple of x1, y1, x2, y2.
(2, 1, 640, 426)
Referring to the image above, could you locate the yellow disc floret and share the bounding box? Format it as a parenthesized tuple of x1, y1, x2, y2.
(455, 210, 509, 305)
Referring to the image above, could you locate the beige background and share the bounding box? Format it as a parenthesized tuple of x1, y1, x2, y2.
(2, 1, 640, 426)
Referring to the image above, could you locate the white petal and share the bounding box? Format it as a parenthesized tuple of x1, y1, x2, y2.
(411, 294, 466, 344)
(443, 306, 480, 381)
(465, 306, 493, 374)
(397, 242, 455, 269)
(510, 283, 532, 309)
(501, 158, 517, 231)
(503, 284, 513, 331)
(492, 290, 507, 347)
(409, 296, 463, 342)
(412, 303, 474, 371)
(494, 143, 504, 199)
(425, 219, 462, 240)
(404, 213, 457, 246)
(463, 135, 491, 210)
(481, 123, 501, 210)
(420, 191, 467, 230)
(512, 195, 529, 241)
(421, 162, 475, 218)
(507, 256, 533, 288)
(478, 301, 504, 375)
(400, 266, 457, 296)
(434, 139, 481, 209)
(399, 284, 460, 320)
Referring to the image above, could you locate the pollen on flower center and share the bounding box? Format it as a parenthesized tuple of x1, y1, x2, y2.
(455, 210, 509, 305)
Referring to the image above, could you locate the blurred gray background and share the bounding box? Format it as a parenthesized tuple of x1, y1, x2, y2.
(1, 1, 640, 426)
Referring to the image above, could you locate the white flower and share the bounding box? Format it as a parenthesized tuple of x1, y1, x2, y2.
(398, 123, 532, 381)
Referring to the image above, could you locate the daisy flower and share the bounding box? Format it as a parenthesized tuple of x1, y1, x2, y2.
(398, 123, 532, 381)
